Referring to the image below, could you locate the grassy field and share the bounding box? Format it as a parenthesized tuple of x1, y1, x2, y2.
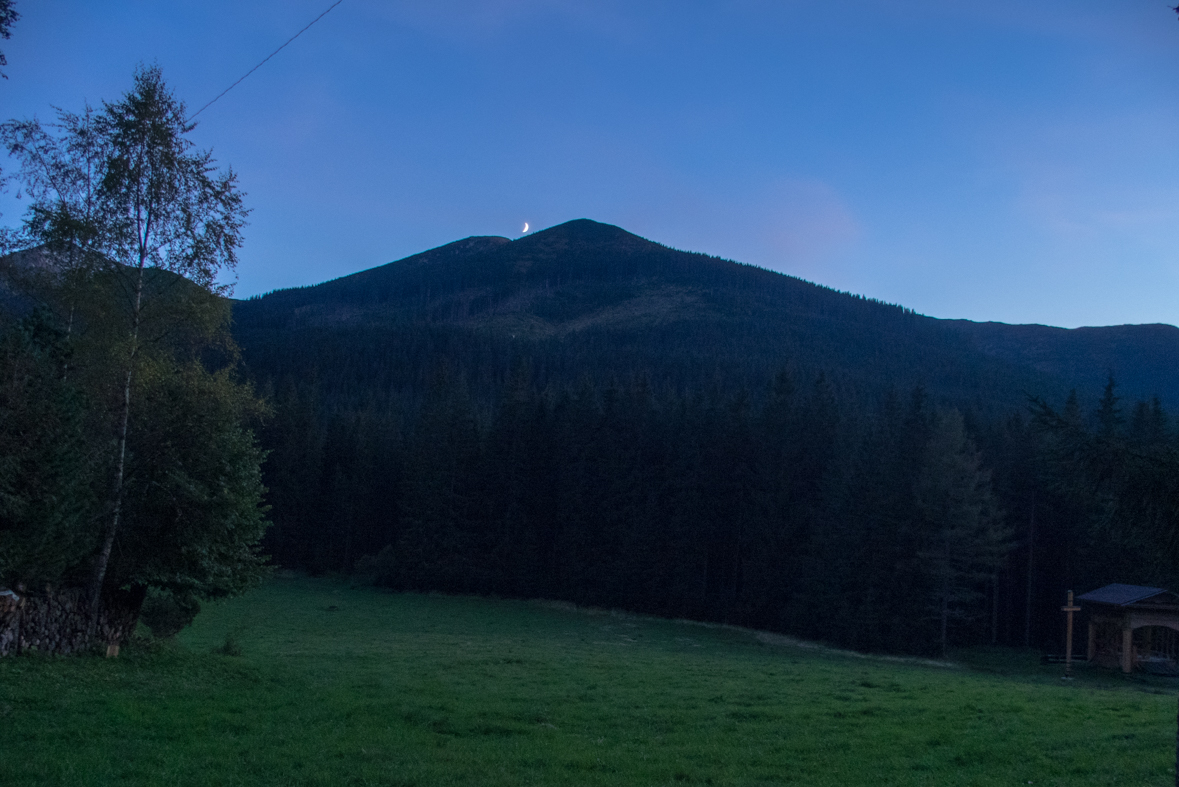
(1, 575, 1176, 786)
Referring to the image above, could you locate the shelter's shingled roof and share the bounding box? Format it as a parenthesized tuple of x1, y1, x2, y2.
(1077, 584, 1173, 606)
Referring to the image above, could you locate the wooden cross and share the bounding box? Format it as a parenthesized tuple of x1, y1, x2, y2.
(1061, 590, 1081, 678)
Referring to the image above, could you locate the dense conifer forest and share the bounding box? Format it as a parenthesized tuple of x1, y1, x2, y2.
(234, 220, 1179, 657)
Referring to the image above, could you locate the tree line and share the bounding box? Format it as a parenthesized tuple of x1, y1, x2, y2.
(258, 359, 1176, 657)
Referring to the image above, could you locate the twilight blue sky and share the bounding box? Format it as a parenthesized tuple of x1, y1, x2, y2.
(3, 1, 1179, 328)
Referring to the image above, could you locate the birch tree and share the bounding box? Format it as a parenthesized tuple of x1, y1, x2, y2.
(82, 65, 248, 631)
(2, 65, 254, 638)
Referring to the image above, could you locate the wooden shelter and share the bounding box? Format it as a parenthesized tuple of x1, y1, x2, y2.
(1078, 584, 1179, 674)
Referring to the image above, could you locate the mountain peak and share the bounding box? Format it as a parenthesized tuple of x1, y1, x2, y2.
(520, 219, 659, 253)
(233, 218, 1179, 411)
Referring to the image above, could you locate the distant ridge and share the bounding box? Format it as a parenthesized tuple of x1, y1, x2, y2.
(233, 219, 1179, 411)
(945, 320, 1179, 409)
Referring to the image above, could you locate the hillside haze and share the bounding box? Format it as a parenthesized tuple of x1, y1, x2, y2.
(232, 218, 1178, 412)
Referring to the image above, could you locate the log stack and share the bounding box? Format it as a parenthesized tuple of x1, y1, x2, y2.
(0, 586, 144, 656)
(0, 590, 22, 655)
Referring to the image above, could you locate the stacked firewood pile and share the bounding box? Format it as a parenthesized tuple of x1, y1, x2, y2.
(0, 590, 21, 655)
(0, 587, 143, 656)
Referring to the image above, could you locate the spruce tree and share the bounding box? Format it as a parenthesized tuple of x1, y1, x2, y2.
(915, 409, 1010, 655)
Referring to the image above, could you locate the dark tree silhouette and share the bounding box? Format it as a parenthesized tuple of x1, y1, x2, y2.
(0, 0, 18, 79)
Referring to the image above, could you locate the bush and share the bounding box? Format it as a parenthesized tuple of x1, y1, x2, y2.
(354, 545, 397, 586)
(139, 591, 201, 638)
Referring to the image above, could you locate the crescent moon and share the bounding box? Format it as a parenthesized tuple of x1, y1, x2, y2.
(522, 222, 529, 233)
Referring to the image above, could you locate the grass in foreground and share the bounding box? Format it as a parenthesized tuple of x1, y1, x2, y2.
(1, 575, 1175, 786)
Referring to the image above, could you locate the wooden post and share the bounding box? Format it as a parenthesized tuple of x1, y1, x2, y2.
(1122, 625, 1134, 674)
(1025, 497, 1035, 647)
(1061, 590, 1081, 679)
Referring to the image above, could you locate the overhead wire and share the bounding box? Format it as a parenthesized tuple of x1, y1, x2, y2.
(188, 0, 344, 122)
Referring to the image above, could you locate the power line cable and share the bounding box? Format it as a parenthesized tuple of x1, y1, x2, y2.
(188, 0, 344, 121)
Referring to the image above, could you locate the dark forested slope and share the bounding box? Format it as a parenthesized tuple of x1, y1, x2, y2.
(226, 219, 1179, 656)
(234, 219, 1078, 414)
(945, 320, 1179, 409)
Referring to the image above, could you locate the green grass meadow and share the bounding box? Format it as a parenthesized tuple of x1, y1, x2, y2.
(1, 575, 1175, 786)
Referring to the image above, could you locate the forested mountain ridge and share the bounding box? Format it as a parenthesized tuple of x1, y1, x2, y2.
(944, 320, 1179, 409)
(220, 219, 1179, 657)
(233, 219, 1091, 414)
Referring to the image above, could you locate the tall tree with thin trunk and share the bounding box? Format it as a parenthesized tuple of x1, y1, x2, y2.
(82, 64, 248, 632)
